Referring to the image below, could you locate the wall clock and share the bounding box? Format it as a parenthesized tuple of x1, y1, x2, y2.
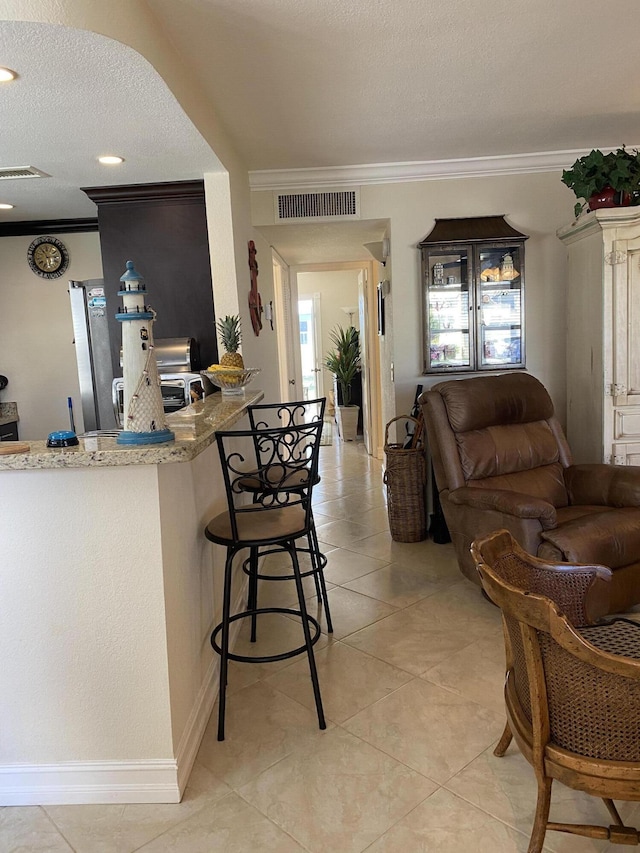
(27, 235, 70, 279)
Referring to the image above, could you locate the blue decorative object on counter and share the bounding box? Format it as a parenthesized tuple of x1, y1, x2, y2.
(47, 430, 79, 448)
(116, 428, 174, 445)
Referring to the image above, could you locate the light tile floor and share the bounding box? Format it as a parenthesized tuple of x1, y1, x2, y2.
(5, 436, 640, 851)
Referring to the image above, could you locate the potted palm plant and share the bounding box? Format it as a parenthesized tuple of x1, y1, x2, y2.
(324, 325, 361, 441)
(562, 147, 640, 217)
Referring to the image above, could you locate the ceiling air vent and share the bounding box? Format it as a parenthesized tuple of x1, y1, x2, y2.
(0, 166, 50, 180)
(274, 188, 360, 222)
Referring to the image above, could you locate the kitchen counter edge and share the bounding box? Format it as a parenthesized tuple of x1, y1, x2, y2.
(0, 390, 264, 471)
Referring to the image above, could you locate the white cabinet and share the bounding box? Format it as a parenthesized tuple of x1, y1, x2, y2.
(558, 208, 640, 464)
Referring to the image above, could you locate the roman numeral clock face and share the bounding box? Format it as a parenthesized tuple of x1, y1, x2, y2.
(27, 236, 69, 279)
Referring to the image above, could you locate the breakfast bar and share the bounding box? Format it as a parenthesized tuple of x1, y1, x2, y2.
(0, 390, 263, 805)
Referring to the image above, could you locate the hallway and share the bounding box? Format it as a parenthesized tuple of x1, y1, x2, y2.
(4, 437, 636, 851)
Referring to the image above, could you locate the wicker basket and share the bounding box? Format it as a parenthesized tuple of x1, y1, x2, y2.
(383, 415, 427, 542)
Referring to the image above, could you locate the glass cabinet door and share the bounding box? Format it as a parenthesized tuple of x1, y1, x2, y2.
(424, 248, 472, 371)
(420, 217, 527, 374)
(476, 244, 524, 368)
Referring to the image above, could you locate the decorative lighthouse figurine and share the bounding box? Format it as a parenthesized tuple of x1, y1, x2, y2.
(115, 260, 174, 445)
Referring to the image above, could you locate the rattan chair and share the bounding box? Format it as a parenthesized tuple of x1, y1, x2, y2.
(240, 398, 332, 633)
(471, 529, 640, 851)
(205, 420, 326, 741)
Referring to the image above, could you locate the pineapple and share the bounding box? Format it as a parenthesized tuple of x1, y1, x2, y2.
(216, 315, 244, 369)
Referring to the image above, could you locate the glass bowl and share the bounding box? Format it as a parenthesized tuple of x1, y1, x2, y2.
(201, 367, 261, 396)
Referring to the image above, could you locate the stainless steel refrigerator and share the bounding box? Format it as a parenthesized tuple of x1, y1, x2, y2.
(69, 280, 118, 431)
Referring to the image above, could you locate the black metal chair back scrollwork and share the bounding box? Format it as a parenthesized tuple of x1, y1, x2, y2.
(248, 398, 326, 479)
(239, 397, 333, 634)
(247, 397, 326, 431)
(217, 420, 322, 542)
(242, 400, 325, 483)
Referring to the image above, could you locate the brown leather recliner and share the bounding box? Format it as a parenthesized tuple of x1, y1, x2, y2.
(420, 372, 640, 614)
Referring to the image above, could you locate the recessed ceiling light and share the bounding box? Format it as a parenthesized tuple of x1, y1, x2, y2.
(0, 67, 17, 82)
(0, 203, 14, 210)
(98, 155, 125, 165)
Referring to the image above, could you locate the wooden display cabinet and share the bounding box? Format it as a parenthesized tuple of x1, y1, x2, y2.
(418, 216, 528, 374)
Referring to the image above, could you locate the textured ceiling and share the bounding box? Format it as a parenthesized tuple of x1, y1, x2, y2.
(148, 0, 640, 170)
(0, 21, 221, 222)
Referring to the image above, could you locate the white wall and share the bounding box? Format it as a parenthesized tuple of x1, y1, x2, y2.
(360, 171, 572, 421)
(0, 464, 171, 764)
(203, 173, 281, 404)
(243, 228, 280, 400)
(0, 232, 103, 439)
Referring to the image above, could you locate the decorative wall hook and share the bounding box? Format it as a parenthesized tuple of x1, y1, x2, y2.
(248, 240, 263, 336)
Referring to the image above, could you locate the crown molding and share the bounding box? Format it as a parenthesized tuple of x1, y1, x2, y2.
(82, 180, 205, 205)
(0, 218, 98, 237)
(249, 147, 640, 192)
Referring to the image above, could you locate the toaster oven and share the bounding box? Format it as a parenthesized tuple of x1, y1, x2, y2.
(112, 373, 206, 427)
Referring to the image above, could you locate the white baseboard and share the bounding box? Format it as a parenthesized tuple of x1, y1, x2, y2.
(0, 583, 249, 806)
(174, 656, 219, 795)
(0, 760, 181, 805)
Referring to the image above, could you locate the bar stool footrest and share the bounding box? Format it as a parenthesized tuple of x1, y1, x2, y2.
(211, 607, 321, 663)
(241, 547, 327, 582)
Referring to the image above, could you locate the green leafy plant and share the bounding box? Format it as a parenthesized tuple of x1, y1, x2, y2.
(562, 147, 640, 217)
(324, 325, 361, 407)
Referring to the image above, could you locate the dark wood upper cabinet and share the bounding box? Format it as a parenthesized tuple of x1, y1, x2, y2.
(82, 180, 218, 374)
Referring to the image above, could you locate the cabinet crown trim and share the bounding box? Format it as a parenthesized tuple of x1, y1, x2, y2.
(419, 215, 528, 246)
(558, 208, 640, 243)
(82, 180, 205, 205)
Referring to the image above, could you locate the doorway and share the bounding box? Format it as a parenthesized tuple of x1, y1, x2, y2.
(298, 294, 323, 400)
(258, 220, 389, 459)
(272, 250, 298, 401)
(293, 263, 381, 453)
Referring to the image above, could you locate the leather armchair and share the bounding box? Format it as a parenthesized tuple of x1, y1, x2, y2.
(420, 372, 640, 613)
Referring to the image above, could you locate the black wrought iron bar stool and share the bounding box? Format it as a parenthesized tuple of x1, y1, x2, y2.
(205, 419, 326, 741)
(238, 398, 333, 634)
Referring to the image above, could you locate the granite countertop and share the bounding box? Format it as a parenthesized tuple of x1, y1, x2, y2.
(0, 390, 264, 471)
(0, 402, 18, 426)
